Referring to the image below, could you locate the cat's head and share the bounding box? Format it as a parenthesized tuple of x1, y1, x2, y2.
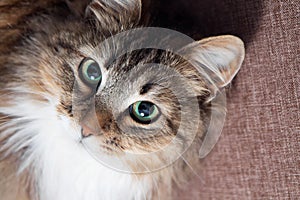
(2, 0, 244, 173)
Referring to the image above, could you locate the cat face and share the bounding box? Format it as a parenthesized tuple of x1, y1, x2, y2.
(0, 0, 244, 174)
(51, 41, 202, 170)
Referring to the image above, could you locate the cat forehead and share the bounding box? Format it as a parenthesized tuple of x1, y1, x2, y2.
(98, 50, 182, 90)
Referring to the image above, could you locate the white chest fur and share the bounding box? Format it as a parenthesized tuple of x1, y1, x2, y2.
(35, 122, 150, 200)
(1, 98, 152, 200)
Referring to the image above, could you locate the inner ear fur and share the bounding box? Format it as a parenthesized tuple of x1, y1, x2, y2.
(179, 35, 245, 94)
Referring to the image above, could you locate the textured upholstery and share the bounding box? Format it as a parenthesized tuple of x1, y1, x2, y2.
(151, 0, 299, 199)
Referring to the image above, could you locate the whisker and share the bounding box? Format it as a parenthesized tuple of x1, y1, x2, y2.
(149, 171, 160, 200)
(0, 90, 24, 98)
(178, 154, 205, 184)
(134, 159, 152, 200)
(0, 115, 12, 120)
(0, 120, 12, 127)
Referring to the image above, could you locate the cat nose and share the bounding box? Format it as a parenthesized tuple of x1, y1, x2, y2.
(79, 109, 102, 138)
(81, 124, 96, 138)
(79, 104, 114, 138)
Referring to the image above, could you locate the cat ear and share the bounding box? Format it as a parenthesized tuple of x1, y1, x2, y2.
(180, 35, 245, 95)
(178, 35, 244, 158)
(85, 0, 142, 33)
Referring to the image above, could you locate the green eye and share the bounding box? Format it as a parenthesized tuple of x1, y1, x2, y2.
(129, 101, 159, 124)
(79, 58, 102, 87)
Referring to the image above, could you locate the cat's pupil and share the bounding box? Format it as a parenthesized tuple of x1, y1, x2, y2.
(87, 64, 101, 80)
(79, 58, 102, 87)
(129, 101, 159, 124)
(138, 102, 155, 117)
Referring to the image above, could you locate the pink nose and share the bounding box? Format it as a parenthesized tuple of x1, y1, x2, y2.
(81, 124, 96, 138)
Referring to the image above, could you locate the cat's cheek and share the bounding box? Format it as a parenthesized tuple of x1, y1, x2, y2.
(81, 137, 111, 155)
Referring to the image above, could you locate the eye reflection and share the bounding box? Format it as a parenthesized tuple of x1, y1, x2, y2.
(129, 101, 159, 124)
(78, 57, 102, 88)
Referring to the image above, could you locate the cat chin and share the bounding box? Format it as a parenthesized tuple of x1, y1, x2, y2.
(1, 97, 154, 200)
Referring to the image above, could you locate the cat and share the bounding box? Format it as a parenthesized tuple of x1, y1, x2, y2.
(0, 0, 245, 199)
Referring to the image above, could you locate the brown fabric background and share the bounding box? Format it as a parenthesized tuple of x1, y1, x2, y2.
(150, 0, 300, 199)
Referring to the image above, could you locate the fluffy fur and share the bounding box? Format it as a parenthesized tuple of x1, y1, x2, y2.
(0, 0, 244, 199)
